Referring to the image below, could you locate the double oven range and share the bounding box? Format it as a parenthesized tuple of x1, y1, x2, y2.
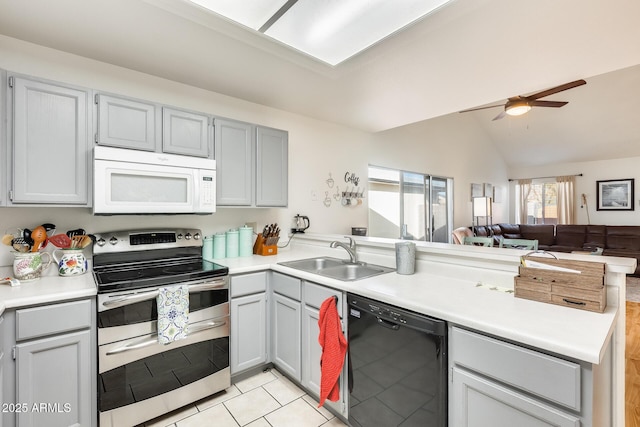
(93, 229, 229, 427)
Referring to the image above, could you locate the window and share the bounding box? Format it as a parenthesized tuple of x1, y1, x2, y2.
(368, 165, 453, 242)
(518, 180, 558, 225)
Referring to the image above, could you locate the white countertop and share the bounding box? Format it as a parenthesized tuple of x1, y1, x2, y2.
(0, 234, 633, 366)
(0, 265, 97, 312)
(215, 236, 631, 365)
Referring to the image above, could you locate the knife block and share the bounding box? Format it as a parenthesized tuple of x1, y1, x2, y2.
(253, 233, 278, 256)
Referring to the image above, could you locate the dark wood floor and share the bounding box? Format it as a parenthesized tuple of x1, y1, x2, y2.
(627, 301, 640, 426)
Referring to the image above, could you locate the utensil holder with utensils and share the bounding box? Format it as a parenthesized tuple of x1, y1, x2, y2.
(254, 224, 280, 255)
(253, 233, 279, 256)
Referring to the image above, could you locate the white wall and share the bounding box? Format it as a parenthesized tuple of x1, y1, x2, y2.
(0, 36, 371, 255)
(369, 113, 510, 228)
(509, 156, 640, 226)
(0, 35, 514, 267)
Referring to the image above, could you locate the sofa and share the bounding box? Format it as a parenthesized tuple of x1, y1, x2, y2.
(473, 223, 640, 276)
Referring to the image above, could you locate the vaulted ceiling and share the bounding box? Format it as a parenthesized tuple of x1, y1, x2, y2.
(1, 0, 639, 167)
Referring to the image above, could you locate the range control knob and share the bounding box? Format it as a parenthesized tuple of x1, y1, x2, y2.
(109, 236, 118, 245)
(185, 233, 192, 240)
(177, 233, 183, 240)
(193, 233, 201, 240)
(96, 238, 106, 247)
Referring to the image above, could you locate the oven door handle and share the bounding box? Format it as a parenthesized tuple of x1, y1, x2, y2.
(102, 290, 159, 308)
(105, 320, 228, 355)
(102, 279, 228, 309)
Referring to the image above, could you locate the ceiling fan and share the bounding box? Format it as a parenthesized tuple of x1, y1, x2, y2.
(459, 79, 586, 121)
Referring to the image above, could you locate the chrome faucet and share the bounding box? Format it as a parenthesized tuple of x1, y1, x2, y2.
(330, 237, 358, 264)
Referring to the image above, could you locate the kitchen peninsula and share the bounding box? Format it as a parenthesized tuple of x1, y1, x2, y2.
(0, 233, 633, 426)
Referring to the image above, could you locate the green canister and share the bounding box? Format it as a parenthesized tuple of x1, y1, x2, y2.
(202, 236, 214, 260)
(239, 225, 253, 257)
(213, 233, 226, 259)
(226, 229, 239, 258)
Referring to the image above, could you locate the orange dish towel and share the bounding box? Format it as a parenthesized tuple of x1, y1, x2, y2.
(317, 296, 348, 407)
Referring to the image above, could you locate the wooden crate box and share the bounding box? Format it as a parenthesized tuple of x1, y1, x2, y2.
(514, 256, 606, 313)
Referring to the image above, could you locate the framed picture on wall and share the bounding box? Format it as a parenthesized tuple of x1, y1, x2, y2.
(596, 178, 635, 211)
(470, 183, 483, 201)
(483, 183, 493, 199)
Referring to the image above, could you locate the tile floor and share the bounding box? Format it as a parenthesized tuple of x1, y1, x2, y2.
(142, 369, 348, 427)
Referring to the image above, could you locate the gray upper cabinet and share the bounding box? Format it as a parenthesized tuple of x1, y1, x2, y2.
(96, 93, 211, 157)
(1, 70, 6, 207)
(162, 107, 210, 157)
(96, 93, 157, 151)
(9, 76, 90, 205)
(215, 118, 288, 207)
(215, 118, 253, 206)
(256, 126, 288, 207)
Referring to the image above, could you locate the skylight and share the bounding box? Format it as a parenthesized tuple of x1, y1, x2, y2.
(187, 0, 453, 65)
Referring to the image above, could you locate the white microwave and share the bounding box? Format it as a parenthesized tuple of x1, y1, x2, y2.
(93, 146, 216, 215)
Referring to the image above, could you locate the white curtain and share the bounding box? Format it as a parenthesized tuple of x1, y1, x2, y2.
(517, 179, 532, 224)
(556, 175, 576, 224)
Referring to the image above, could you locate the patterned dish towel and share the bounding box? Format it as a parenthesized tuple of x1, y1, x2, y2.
(157, 285, 189, 344)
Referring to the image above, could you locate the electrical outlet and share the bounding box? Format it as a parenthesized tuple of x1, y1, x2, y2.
(245, 221, 257, 231)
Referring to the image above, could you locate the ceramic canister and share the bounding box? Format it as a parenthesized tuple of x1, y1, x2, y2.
(395, 241, 416, 275)
(213, 233, 226, 259)
(239, 226, 253, 257)
(53, 249, 88, 276)
(202, 236, 214, 260)
(225, 229, 239, 258)
(12, 251, 52, 281)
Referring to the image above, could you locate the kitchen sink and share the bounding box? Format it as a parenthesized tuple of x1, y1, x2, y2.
(278, 257, 395, 281)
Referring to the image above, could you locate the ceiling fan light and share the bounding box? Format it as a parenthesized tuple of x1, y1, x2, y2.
(505, 102, 531, 116)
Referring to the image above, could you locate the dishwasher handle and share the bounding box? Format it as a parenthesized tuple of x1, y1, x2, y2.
(376, 317, 400, 330)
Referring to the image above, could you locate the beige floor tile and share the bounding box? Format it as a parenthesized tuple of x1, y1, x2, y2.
(176, 403, 239, 427)
(224, 387, 281, 426)
(245, 418, 272, 427)
(302, 395, 335, 420)
(320, 417, 349, 426)
(234, 370, 278, 393)
(265, 398, 327, 427)
(263, 374, 306, 405)
(195, 384, 242, 411)
(144, 404, 199, 427)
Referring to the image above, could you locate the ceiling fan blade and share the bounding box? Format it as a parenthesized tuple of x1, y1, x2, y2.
(529, 100, 568, 108)
(492, 110, 506, 121)
(459, 104, 504, 113)
(526, 79, 586, 101)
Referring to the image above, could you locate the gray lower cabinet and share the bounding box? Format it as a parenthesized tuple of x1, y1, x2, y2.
(8, 75, 90, 205)
(215, 118, 288, 207)
(1, 298, 96, 427)
(451, 368, 580, 427)
(230, 272, 268, 375)
(301, 282, 347, 417)
(449, 326, 610, 427)
(271, 273, 301, 381)
(0, 314, 4, 427)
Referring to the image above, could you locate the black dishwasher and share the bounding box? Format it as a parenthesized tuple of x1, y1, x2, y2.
(347, 293, 447, 427)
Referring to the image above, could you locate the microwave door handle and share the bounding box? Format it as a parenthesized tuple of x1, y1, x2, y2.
(102, 290, 159, 308)
(105, 320, 227, 355)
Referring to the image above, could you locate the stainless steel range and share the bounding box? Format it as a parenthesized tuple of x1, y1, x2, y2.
(93, 228, 230, 427)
